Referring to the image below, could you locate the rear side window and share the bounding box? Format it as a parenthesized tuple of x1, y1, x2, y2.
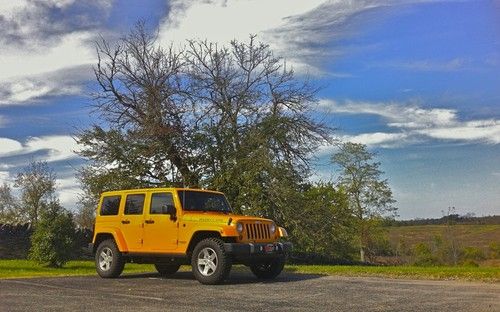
(124, 194, 145, 215)
(100, 196, 121, 216)
(150, 193, 174, 214)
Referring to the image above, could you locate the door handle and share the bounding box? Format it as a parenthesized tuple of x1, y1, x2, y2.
(121, 220, 130, 224)
(145, 219, 154, 224)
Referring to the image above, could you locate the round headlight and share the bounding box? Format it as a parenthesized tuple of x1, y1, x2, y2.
(236, 222, 243, 233)
(269, 223, 276, 234)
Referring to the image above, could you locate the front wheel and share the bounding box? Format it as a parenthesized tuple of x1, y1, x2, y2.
(250, 256, 285, 279)
(95, 239, 125, 278)
(155, 263, 180, 276)
(191, 238, 232, 285)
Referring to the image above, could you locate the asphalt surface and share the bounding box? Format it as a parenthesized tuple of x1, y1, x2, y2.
(0, 271, 499, 312)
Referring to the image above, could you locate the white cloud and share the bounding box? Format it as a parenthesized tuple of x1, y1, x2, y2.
(316, 132, 410, 157)
(160, 0, 328, 75)
(160, 0, 439, 75)
(56, 176, 81, 209)
(416, 120, 500, 144)
(343, 132, 410, 147)
(319, 99, 457, 128)
(0, 170, 11, 182)
(320, 99, 500, 146)
(0, 31, 95, 82)
(26, 135, 81, 162)
(0, 65, 91, 105)
(0, 138, 23, 155)
(0, 135, 82, 209)
(161, 0, 325, 45)
(7, 81, 53, 103)
(0, 2, 25, 14)
(0, 135, 80, 162)
(0, 1, 112, 105)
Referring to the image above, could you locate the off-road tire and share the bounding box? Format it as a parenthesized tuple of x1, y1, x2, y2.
(155, 263, 181, 276)
(249, 256, 285, 279)
(95, 239, 125, 278)
(191, 238, 232, 285)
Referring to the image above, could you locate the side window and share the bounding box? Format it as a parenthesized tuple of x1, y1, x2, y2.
(150, 193, 174, 214)
(124, 194, 145, 215)
(100, 196, 121, 216)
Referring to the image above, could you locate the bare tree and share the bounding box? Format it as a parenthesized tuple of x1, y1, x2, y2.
(78, 22, 329, 221)
(442, 206, 461, 265)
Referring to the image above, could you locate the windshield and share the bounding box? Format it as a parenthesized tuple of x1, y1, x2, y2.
(178, 190, 232, 213)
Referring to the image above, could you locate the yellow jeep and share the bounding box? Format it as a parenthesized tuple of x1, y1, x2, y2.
(90, 188, 292, 284)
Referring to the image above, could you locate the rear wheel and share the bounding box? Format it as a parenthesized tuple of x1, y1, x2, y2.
(155, 263, 180, 276)
(191, 238, 232, 284)
(95, 239, 125, 278)
(250, 256, 285, 279)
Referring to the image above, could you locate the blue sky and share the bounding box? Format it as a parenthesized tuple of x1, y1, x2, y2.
(0, 0, 498, 219)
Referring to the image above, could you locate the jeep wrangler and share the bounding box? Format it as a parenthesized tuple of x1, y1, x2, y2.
(89, 188, 292, 284)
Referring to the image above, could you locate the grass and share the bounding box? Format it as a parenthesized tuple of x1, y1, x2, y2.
(0, 260, 153, 279)
(0, 260, 498, 282)
(284, 265, 500, 283)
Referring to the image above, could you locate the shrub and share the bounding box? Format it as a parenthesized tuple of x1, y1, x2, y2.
(461, 259, 479, 267)
(365, 230, 394, 259)
(29, 202, 76, 267)
(489, 242, 500, 259)
(461, 246, 485, 262)
(413, 242, 440, 266)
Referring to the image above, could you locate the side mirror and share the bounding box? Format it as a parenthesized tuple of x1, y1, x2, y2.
(165, 205, 176, 220)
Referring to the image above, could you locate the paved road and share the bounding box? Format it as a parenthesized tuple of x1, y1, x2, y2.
(0, 272, 499, 312)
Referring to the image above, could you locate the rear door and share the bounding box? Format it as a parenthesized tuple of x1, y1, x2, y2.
(143, 191, 178, 252)
(96, 194, 122, 234)
(120, 192, 146, 252)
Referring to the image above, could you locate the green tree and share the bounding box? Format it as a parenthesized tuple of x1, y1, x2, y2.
(14, 161, 56, 225)
(290, 183, 357, 260)
(331, 142, 397, 262)
(77, 23, 329, 222)
(74, 197, 96, 230)
(29, 201, 76, 267)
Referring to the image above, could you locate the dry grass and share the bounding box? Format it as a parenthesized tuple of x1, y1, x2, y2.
(387, 224, 500, 255)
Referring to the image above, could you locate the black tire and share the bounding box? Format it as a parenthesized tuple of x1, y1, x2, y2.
(95, 239, 125, 278)
(155, 263, 180, 276)
(250, 256, 285, 279)
(191, 238, 232, 285)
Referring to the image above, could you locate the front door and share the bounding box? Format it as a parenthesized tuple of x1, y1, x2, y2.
(143, 192, 178, 251)
(120, 193, 145, 252)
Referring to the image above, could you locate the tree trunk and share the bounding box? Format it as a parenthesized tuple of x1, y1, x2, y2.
(360, 246, 365, 263)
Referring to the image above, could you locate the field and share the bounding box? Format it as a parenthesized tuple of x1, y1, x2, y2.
(386, 224, 500, 257)
(0, 260, 498, 282)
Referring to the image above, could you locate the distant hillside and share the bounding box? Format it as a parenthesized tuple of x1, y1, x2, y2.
(385, 215, 500, 226)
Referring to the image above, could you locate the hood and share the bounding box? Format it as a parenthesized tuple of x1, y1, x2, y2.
(181, 211, 273, 224)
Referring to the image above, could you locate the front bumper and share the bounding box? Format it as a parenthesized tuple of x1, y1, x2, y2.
(224, 241, 292, 258)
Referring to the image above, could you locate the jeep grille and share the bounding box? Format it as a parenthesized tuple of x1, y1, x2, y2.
(243, 223, 271, 241)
